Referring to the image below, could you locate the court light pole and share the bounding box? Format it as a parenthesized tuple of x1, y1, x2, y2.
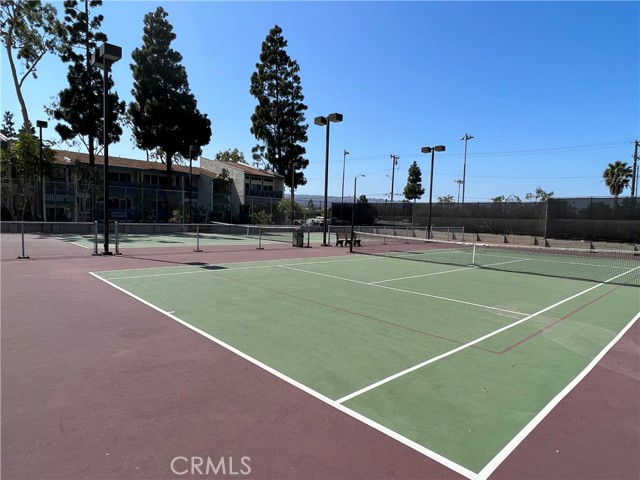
(189, 145, 196, 224)
(36, 120, 48, 221)
(455, 179, 464, 203)
(314, 113, 343, 246)
(350, 174, 365, 253)
(341, 149, 349, 223)
(91, 42, 122, 255)
(460, 133, 474, 203)
(421, 145, 446, 239)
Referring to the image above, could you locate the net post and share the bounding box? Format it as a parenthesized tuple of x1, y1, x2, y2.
(472, 244, 477, 266)
(305, 224, 311, 248)
(18, 221, 29, 259)
(92, 221, 99, 256)
(256, 224, 264, 250)
(194, 224, 203, 252)
(114, 221, 122, 255)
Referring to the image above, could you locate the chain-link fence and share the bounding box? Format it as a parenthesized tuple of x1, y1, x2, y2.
(0, 221, 313, 259)
(331, 197, 639, 243)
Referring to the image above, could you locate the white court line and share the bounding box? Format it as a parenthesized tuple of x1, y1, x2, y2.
(89, 271, 478, 480)
(477, 311, 640, 480)
(369, 266, 474, 284)
(335, 266, 639, 404)
(95, 255, 373, 279)
(280, 265, 527, 316)
(90, 265, 639, 479)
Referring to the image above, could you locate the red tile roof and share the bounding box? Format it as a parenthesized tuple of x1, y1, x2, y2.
(54, 150, 217, 178)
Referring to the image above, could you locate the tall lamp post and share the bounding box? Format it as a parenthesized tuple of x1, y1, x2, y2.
(421, 145, 446, 239)
(36, 120, 48, 221)
(350, 174, 365, 253)
(91, 42, 122, 255)
(460, 133, 474, 203)
(188, 145, 196, 225)
(314, 113, 343, 246)
(340, 149, 349, 223)
(389, 154, 399, 225)
(455, 179, 464, 203)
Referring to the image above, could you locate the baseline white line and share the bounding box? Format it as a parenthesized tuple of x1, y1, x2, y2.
(369, 266, 473, 284)
(477, 311, 640, 480)
(280, 265, 527, 316)
(89, 271, 478, 480)
(96, 255, 372, 279)
(335, 267, 637, 404)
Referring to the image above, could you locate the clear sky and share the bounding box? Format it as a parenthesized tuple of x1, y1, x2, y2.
(2, 1, 638, 202)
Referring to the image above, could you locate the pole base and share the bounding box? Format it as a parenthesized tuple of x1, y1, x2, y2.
(102, 251, 113, 256)
(17, 255, 30, 259)
(256, 247, 264, 250)
(321, 243, 331, 247)
(194, 249, 203, 252)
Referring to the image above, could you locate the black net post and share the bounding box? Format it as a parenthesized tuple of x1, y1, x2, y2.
(18, 221, 29, 259)
(194, 224, 202, 252)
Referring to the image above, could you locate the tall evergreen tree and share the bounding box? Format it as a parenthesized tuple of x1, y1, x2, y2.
(1, 0, 66, 130)
(49, 0, 125, 166)
(403, 161, 425, 201)
(250, 25, 309, 197)
(129, 6, 211, 186)
(1, 111, 17, 139)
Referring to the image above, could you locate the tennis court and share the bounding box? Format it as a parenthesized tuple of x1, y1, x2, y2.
(91, 236, 640, 478)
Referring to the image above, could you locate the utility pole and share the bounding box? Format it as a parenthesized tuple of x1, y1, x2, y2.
(632, 140, 639, 197)
(390, 154, 399, 225)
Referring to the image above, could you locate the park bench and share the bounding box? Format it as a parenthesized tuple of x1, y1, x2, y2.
(335, 232, 361, 247)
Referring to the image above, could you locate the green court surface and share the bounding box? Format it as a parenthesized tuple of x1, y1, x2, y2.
(94, 254, 639, 477)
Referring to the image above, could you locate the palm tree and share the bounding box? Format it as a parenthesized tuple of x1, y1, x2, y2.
(602, 161, 633, 197)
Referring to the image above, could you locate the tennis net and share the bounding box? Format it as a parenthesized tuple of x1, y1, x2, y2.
(353, 231, 640, 286)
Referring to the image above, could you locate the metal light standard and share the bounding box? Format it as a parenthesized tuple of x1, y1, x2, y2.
(91, 42, 122, 255)
(36, 120, 48, 221)
(314, 113, 343, 246)
(389, 154, 399, 225)
(455, 179, 464, 203)
(460, 133, 474, 203)
(350, 174, 365, 253)
(340, 149, 349, 223)
(188, 145, 196, 224)
(421, 145, 446, 239)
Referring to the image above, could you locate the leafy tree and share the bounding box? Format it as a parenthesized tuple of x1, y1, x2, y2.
(250, 210, 273, 225)
(1, 0, 66, 130)
(129, 6, 212, 187)
(250, 24, 309, 202)
(49, 0, 124, 165)
(357, 194, 368, 203)
(525, 187, 554, 202)
(277, 198, 303, 223)
(602, 161, 632, 197)
(216, 168, 233, 193)
(1, 111, 17, 139)
(403, 161, 425, 202)
(437, 195, 454, 203)
(215, 148, 246, 163)
(0, 128, 56, 219)
(492, 194, 521, 203)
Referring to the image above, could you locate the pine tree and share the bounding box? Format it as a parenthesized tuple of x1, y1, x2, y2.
(1, 111, 17, 139)
(50, 0, 125, 167)
(129, 6, 211, 186)
(403, 161, 425, 202)
(250, 25, 309, 193)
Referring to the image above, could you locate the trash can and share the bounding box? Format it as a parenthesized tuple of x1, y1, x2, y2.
(292, 228, 305, 247)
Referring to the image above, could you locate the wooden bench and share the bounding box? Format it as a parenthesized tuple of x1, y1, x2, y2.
(335, 232, 361, 247)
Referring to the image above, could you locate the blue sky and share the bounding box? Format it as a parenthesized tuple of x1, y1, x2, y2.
(2, 1, 638, 202)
